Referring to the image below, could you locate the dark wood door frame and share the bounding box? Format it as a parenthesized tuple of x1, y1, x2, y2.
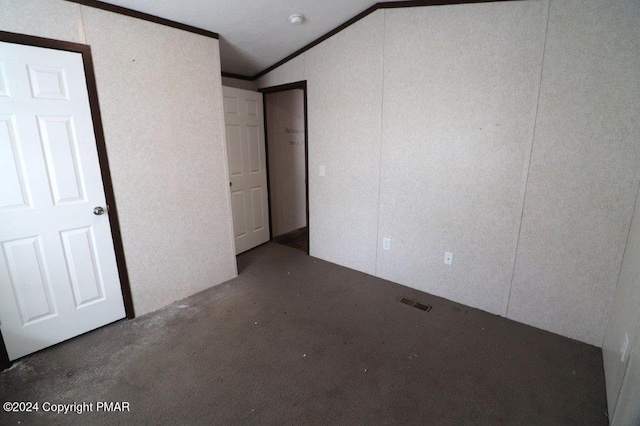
(0, 31, 135, 371)
(258, 81, 310, 255)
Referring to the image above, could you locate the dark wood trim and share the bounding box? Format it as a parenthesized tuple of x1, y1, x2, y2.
(251, 0, 517, 80)
(221, 72, 254, 81)
(0, 339, 10, 371)
(0, 31, 91, 55)
(258, 81, 308, 95)
(259, 81, 310, 255)
(261, 93, 274, 241)
(80, 39, 136, 320)
(65, 0, 219, 39)
(0, 31, 136, 366)
(302, 83, 310, 255)
(377, 0, 514, 8)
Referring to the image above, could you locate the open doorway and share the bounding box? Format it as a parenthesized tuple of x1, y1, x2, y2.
(259, 82, 309, 254)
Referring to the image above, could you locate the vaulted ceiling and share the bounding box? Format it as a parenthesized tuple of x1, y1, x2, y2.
(98, 0, 405, 77)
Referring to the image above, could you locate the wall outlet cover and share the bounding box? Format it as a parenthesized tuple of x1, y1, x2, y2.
(444, 252, 453, 265)
(383, 238, 391, 251)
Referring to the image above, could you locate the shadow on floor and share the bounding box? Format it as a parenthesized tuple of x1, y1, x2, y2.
(271, 227, 308, 253)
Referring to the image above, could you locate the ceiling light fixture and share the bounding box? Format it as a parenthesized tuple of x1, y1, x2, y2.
(288, 13, 305, 25)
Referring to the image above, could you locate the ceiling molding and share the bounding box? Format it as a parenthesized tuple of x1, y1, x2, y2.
(251, 0, 519, 81)
(65, 0, 219, 39)
(221, 72, 254, 81)
(66, 0, 517, 81)
(251, 3, 379, 80)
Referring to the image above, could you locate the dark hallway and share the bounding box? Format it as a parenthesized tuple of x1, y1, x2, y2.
(271, 227, 308, 253)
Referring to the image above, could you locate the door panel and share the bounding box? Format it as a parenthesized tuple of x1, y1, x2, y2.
(247, 125, 260, 173)
(60, 226, 105, 307)
(226, 125, 242, 176)
(222, 87, 269, 254)
(0, 115, 30, 210)
(27, 65, 69, 100)
(250, 187, 265, 231)
(0, 41, 126, 361)
(231, 190, 247, 238)
(38, 116, 85, 203)
(3, 236, 56, 324)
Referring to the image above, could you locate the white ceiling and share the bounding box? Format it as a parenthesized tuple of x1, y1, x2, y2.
(99, 0, 404, 78)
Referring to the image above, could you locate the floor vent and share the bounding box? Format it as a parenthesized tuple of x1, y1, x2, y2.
(398, 297, 432, 312)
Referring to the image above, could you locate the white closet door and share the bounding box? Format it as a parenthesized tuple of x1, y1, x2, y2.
(0, 41, 125, 360)
(222, 86, 269, 254)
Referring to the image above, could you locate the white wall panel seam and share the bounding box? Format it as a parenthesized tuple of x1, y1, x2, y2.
(78, 5, 88, 44)
(373, 10, 387, 277)
(505, 0, 552, 318)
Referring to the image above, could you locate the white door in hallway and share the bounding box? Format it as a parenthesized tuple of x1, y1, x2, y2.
(222, 86, 270, 254)
(0, 42, 126, 360)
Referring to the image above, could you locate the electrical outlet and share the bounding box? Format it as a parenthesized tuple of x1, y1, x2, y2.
(621, 332, 629, 362)
(319, 165, 326, 177)
(444, 252, 453, 265)
(383, 238, 391, 251)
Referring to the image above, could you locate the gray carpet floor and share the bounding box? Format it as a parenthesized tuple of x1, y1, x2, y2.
(0, 242, 608, 425)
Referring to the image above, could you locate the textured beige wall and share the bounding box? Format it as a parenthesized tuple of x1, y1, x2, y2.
(265, 89, 307, 237)
(221, 76, 255, 91)
(258, 13, 384, 274)
(305, 12, 384, 274)
(257, 55, 307, 89)
(603, 184, 640, 419)
(0, 0, 84, 43)
(1, 0, 237, 316)
(508, 0, 640, 345)
(256, 0, 640, 347)
(377, 1, 547, 316)
(80, 8, 237, 315)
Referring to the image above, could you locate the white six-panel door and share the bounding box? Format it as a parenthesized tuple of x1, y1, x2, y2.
(222, 87, 270, 254)
(0, 42, 125, 360)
